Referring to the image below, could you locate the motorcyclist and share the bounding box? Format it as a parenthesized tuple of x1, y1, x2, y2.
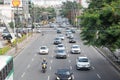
(42, 58, 47, 69)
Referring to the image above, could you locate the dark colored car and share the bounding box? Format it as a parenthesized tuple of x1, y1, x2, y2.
(2, 34, 12, 40)
(71, 29, 75, 33)
(69, 38, 76, 43)
(57, 29, 61, 33)
(55, 69, 73, 80)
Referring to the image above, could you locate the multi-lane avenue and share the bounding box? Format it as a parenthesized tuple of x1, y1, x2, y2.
(14, 27, 120, 80)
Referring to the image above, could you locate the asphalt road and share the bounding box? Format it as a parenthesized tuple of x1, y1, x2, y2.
(14, 28, 120, 80)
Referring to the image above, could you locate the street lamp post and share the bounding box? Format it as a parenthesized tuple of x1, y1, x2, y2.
(12, 0, 20, 53)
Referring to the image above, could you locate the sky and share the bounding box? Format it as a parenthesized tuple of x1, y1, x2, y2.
(31, 0, 88, 8)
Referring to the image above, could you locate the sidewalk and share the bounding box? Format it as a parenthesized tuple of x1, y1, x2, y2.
(5, 33, 38, 58)
(95, 47, 120, 73)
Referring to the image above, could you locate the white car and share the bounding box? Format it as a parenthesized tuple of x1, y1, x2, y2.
(57, 44, 65, 50)
(39, 46, 49, 54)
(76, 57, 91, 70)
(71, 45, 81, 54)
(36, 29, 41, 33)
(58, 34, 64, 40)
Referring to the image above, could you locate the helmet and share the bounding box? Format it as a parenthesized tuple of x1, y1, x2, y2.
(43, 58, 46, 62)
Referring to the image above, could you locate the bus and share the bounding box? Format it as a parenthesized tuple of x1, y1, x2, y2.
(0, 56, 13, 80)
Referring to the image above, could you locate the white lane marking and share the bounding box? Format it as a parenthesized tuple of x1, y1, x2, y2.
(51, 60, 53, 63)
(32, 58, 34, 61)
(68, 60, 71, 63)
(72, 75, 75, 79)
(68, 54, 70, 57)
(34, 54, 37, 57)
(92, 66, 95, 70)
(21, 72, 25, 78)
(49, 66, 52, 70)
(70, 66, 72, 70)
(97, 74, 101, 79)
(52, 55, 54, 58)
(27, 64, 30, 69)
(48, 76, 50, 80)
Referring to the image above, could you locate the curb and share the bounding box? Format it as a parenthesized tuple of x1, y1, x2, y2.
(94, 47, 120, 73)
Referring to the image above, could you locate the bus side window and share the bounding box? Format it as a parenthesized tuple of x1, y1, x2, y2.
(5, 65, 8, 77)
(3, 68, 6, 79)
(0, 71, 2, 80)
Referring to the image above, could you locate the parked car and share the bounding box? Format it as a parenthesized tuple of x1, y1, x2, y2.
(76, 56, 91, 70)
(54, 37, 62, 45)
(56, 49, 67, 59)
(36, 29, 41, 33)
(2, 34, 12, 40)
(39, 46, 49, 54)
(71, 45, 81, 54)
(55, 69, 73, 80)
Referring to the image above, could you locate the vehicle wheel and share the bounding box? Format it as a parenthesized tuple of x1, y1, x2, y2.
(76, 65, 79, 70)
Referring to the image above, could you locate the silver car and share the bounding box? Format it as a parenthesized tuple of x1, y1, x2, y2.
(56, 49, 67, 59)
(56, 44, 65, 50)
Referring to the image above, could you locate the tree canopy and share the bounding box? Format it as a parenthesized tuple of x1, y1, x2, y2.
(61, 1, 82, 25)
(79, 0, 120, 51)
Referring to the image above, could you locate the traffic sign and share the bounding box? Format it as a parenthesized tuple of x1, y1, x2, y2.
(12, 0, 20, 7)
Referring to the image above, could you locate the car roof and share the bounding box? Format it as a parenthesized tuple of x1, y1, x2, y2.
(41, 46, 47, 48)
(58, 44, 64, 46)
(78, 56, 88, 59)
(72, 45, 80, 47)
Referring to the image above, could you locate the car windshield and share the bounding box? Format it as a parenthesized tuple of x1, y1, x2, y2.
(73, 46, 79, 48)
(41, 47, 46, 49)
(79, 58, 88, 62)
(58, 70, 70, 75)
(58, 44, 63, 47)
(59, 35, 63, 37)
(55, 38, 60, 40)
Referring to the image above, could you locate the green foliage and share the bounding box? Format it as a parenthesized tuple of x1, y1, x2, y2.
(61, 1, 82, 24)
(79, 0, 120, 51)
(29, 3, 56, 23)
(9, 21, 14, 29)
(0, 45, 11, 55)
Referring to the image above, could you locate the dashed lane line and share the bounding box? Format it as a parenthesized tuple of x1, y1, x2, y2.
(21, 72, 25, 78)
(92, 66, 95, 70)
(51, 60, 53, 63)
(97, 74, 101, 79)
(34, 54, 37, 57)
(72, 75, 75, 79)
(27, 64, 30, 69)
(49, 66, 52, 70)
(32, 58, 34, 61)
(68, 60, 71, 63)
(48, 75, 50, 80)
(70, 66, 72, 70)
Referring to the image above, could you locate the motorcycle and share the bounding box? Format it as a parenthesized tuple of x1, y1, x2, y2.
(42, 64, 47, 73)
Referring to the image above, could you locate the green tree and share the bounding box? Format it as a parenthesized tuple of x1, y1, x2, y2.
(61, 1, 82, 25)
(79, 0, 120, 51)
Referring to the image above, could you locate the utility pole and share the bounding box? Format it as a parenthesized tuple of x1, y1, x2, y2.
(12, 0, 21, 53)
